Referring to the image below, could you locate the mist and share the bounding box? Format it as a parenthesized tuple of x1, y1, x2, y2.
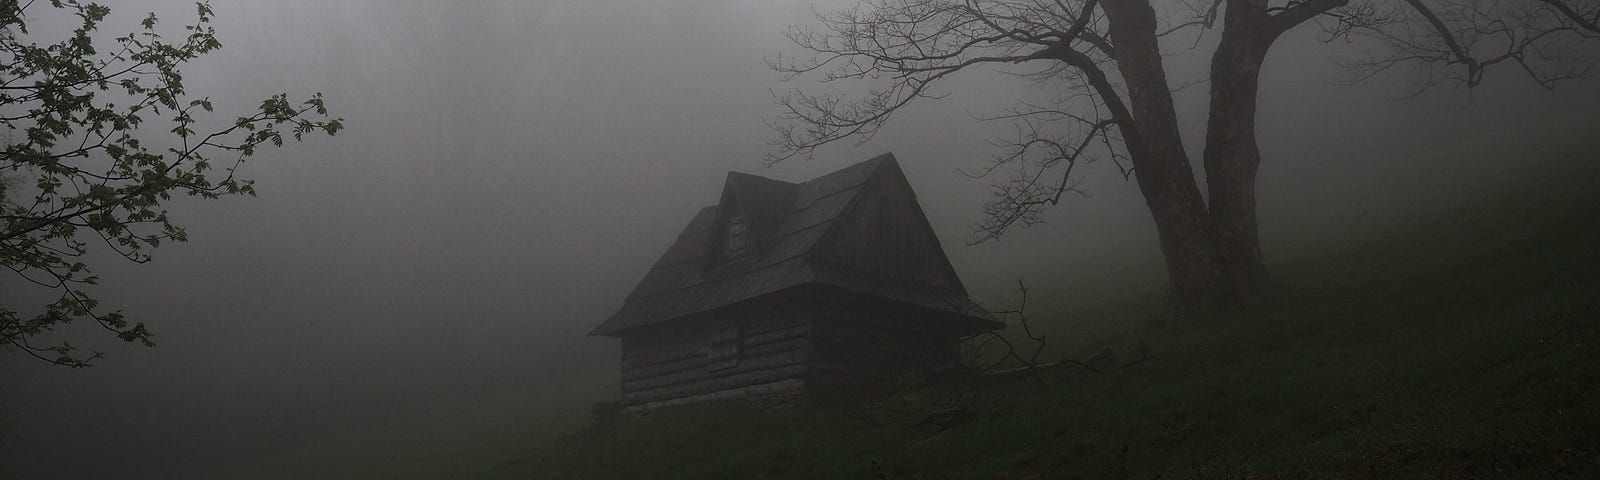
(2, 1, 1595, 479)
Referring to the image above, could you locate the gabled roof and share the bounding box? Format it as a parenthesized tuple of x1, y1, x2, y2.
(590, 153, 998, 337)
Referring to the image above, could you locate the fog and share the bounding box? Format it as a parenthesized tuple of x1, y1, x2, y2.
(1, 1, 1594, 479)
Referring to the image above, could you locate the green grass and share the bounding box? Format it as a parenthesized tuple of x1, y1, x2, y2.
(479, 133, 1600, 479)
(215, 376, 610, 480)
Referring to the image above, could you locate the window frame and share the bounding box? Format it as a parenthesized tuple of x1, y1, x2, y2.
(726, 215, 751, 259)
(706, 317, 742, 371)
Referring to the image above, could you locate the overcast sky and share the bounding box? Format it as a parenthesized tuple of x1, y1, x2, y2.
(1, 1, 1595, 479)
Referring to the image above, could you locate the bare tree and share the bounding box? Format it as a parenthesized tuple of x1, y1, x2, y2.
(767, 0, 1598, 319)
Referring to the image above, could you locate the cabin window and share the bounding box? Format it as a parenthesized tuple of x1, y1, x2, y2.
(707, 318, 742, 371)
(726, 216, 751, 258)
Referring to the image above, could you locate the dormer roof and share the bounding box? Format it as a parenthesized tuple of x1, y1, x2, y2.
(704, 172, 798, 265)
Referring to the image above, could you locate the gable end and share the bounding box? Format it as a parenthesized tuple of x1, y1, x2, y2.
(809, 156, 969, 295)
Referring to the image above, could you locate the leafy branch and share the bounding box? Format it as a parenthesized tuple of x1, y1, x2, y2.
(0, 0, 343, 366)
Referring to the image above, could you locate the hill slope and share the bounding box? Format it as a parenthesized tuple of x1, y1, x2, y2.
(484, 137, 1600, 479)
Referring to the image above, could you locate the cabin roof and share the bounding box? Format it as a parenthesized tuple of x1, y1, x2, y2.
(590, 153, 998, 337)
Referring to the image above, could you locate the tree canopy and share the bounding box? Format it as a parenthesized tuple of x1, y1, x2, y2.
(1, 1, 343, 366)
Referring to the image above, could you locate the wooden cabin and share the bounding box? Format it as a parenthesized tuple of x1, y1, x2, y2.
(589, 154, 1001, 411)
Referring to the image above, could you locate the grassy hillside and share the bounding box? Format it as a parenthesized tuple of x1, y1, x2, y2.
(480, 134, 1600, 479)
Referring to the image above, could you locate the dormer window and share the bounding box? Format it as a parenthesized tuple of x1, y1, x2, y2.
(726, 216, 751, 258)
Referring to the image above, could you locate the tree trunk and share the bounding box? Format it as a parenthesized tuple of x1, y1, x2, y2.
(1203, 0, 1276, 303)
(1100, 0, 1225, 320)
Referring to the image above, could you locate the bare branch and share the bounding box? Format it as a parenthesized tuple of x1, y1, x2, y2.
(765, 0, 1122, 164)
(1330, 0, 1599, 88)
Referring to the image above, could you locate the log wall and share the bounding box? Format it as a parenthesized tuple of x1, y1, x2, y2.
(804, 295, 962, 397)
(617, 288, 968, 410)
(618, 293, 814, 410)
